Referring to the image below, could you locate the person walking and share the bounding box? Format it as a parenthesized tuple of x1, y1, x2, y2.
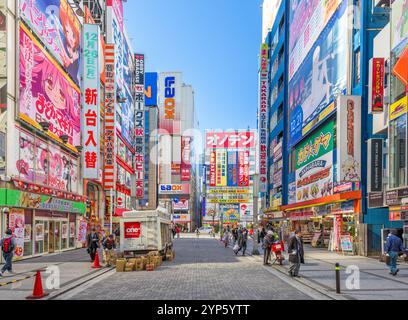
(0, 229, 16, 276)
(195, 228, 200, 238)
(223, 228, 231, 248)
(236, 228, 248, 256)
(259, 227, 266, 245)
(176, 226, 181, 239)
(384, 231, 406, 276)
(288, 230, 305, 277)
(263, 230, 275, 266)
(232, 228, 238, 246)
(87, 228, 100, 262)
(102, 234, 116, 266)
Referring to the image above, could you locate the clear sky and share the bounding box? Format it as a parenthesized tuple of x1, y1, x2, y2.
(124, 0, 263, 133)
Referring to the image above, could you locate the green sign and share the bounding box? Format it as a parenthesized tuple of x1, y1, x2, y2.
(0, 189, 86, 215)
(296, 121, 334, 170)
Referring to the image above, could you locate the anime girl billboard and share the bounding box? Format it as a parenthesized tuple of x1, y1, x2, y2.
(20, 0, 81, 85)
(19, 24, 81, 147)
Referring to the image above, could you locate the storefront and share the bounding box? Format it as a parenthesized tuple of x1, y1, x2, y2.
(282, 191, 362, 254)
(0, 186, 86, 260)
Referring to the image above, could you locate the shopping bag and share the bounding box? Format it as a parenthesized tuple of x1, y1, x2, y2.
(233, 244, 239, 252)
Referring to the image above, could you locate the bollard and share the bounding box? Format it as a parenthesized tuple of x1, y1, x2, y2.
(335, 263, 341, 294)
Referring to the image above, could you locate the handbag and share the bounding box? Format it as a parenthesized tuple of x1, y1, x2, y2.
(233, 244, 239, 252)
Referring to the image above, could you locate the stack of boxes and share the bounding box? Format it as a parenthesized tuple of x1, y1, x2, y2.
(115, 249, 175, 272)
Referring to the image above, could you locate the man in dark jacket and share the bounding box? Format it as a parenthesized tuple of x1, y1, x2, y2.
(263, 230, 275, 265)
(384, 231, 406, 276)
(87, 228, 100, 262)
(236, 228, 248, 256)
(288, 230, 305, 277)
(232, 228, 238, 246)
(102, 234, 116, 266)
(0, 229, 16, 276)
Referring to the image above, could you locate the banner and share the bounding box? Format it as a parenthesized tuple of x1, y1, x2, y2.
(221, 205, 240, 222)
(336, 96, 361, 183)
(20, 0, 81, 85)
(238, 151, 250, 187)
(216, 149, 227, 187)
(9, 209, 25, 258)
(210, 151, 216, 187)
(288, 1, 348, 147)
(369, 58, 385, 113)
(227, 151, 238, 187)
(295, 121, 334, 202)
(19, 24, 81, 147)
(0, 0, 6, 176)
(159, 72, 181, 135)
(173, 199, 189, 211)
(206, 131, 255, 149)
(81, 24, 100, 180)
(159, 184, 190, 195)
(369, 139, 383, 192)
(145, 72, 158, 106)
(259, 43, 269, 192)
(181, 136, 191, 181)
(104, 44, 116, 190)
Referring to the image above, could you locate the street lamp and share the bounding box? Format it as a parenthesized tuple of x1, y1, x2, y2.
(252, 174, 260, 255)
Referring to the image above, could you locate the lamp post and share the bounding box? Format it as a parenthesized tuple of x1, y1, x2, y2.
(252, 174, 260, 255)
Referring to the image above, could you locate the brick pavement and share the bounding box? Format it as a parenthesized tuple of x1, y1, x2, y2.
(61, 238, 312, 300)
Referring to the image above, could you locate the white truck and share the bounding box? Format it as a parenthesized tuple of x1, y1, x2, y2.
(119, 206, 173, 258)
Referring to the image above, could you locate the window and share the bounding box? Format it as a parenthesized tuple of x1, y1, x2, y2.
(355, 49, 361, 85)
(389, 114, 407, 188)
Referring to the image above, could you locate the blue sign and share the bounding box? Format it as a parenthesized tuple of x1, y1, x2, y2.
(227, 151, 238, 187)
(145, 72, 158, 106)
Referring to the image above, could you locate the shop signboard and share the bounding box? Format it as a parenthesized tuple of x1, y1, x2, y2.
(104, 44, 116, 191)
(336, 96, 361, 183)
(295, 121, 334, 203)
(369, 58, 385, 113)
(19, 0, 82, 85)
(19, 24, 81, 147)
(368, 192, 385, 208)
(288, 181, 296, 204)
(221, 205, 240, 222)
(145, 72, 158, 106)
(9, 209, 25, 258)
(288, 0, 342, 80)
(259, 43, 269, 192)
(35, 223, 44, 241)
(81, 24, 100, 180)
(70, 222, 75, 238)
(340, 235, 353, 252)
(389, 96, 407, 121)
(159, 184, 190, 195)
(239, 203, 253, 221)
(206, 131, 255, 149)
(208, 188, 250, 194)
(288, 0, 348, 147)
(173, 199, 189, 211)
(227, 151, 238, 187)
(216, 149, 227, 187)
(207, 199, 250, 204)
(391, 0, 408, 50)
(369, 139, 383, 192)
(181, 136, 191, 181)
(173, 214, 191, 222)
(286, 210, 314, 221)
(78, 219, 88, 243)
(238, 151, 250, 187)
(158, 72, 182, 135)
(209, 151, 216, 187)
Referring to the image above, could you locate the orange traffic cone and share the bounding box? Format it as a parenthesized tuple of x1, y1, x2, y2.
(26, 271, 49, 300)
(92, 250, 102, 269)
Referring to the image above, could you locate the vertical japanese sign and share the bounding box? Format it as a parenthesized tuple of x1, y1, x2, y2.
(210, 151, 217, 187)
(227, 151, 238, 187)
(216, 149, 227, 187)
(104, 44, 116, 190)
(258, 43, 269, 192)
(181, 136, 191, 181)
(134, 54, 145, 199)
(239, 151, 250, 187)
(369, 58, 385, 113)
(81, 24, 100, 180)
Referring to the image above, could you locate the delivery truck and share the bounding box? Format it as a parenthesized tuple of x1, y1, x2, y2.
(119, 206, 173, 258)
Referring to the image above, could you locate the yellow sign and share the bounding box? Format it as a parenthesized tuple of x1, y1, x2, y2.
(390, 96, 408, 121)
(208, 189, 250, 194)
(302, 101, 336, 136)
(208, 199, 251, 204)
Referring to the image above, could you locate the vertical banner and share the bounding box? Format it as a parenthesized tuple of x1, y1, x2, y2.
(104, 44, 116, 190)
(9, 209, 25, 259)
(258, 43, 269, 192)
(134, 53, 145, 199)
(82, 24, 100, 180)
(145, 72, 158, 106)
(368, 139, 383, 192)
(158, 72, 181, 135)
(239, 151, 250, 187)
(216, 149, 227, 187)
(0, 0, 6, 176)
(181, 136, 191, 181)
(369, 58, 385, 113)
(337, 96, 361, 183)
(227, 151, 238, 187)
(210, 151, 217, 187)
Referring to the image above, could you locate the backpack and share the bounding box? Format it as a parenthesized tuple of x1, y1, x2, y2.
(2, 237, 12, 254)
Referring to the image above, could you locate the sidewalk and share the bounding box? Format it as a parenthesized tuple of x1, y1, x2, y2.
(0, 249, 112, 300)
(232, 238, 408, 300)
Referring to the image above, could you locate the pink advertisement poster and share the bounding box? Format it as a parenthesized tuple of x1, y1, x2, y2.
(19, 24, 81, 146)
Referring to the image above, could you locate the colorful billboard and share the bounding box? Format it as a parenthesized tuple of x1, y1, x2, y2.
(209, 151, 217, 187)
(227, 151, 238, 187)
(173, 199, 189, 211)
(216, 149, 227, 187)
(181, 136, 191, 181)
(81, 24, 100, 180)
(391, 0, 408, 50)
(20, 0, 81, 85)
(145, 72, 158, 106)
(238, 151, 250, 187)
(289, 0, 341, 80)
(206, 131, 256, 149)
(369, 58, 385, 113)
(288, 0, 348, 147)
(159, 184, 190, 195)
(19, 24, 81, 147)
(221, 205, 240, 222)
(294, 121, 334, 203)
(158, 72, 182, 135)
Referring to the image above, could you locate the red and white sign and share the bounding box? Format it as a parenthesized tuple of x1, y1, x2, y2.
(206, 131, 255, 149)
(104, 44, 116, 190)
(124, 222, 141, 239)
(210, 151, 217, 187)
(370, 58, 385, 113)
(238, 151, 250, 187)
(173, 199, 189, 210)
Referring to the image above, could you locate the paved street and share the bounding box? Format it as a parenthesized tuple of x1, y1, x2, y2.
(56, 237, 313, 300)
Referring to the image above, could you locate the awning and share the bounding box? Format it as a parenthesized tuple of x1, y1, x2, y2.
(281, 191, 362, 212)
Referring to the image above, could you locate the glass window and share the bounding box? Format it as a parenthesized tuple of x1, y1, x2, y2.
(34, 220, 44, 255)
(44, 221, 49, 253)
(389, 114, 407, 188)
(55, 222, 61, 251)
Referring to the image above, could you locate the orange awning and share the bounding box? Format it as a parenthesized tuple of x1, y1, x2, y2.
(281, 191, 362, 212)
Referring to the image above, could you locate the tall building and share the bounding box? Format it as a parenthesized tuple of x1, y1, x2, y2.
(157, 72, 199, 232)
(260, 0, 392, 255)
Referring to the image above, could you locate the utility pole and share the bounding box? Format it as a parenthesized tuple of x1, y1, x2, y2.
(252, 174, 260, 255)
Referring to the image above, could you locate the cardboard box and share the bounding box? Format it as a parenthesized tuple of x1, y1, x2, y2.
(146, 263, 155, 271)
(125, 262, 135, 272)
(135, 264, 144, 271)
(116, 259, 126, 272)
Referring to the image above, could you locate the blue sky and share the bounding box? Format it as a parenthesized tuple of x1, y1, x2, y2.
(124, 0, 263, 133)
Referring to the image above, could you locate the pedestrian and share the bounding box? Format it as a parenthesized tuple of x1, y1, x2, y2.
(196, 228, 200, 238)
(86, 228, 100, 262)
(232, 228, 238, 245)
(223, 229, 231, 248)
(236, 228, 248, 256)
(259, 227, 266, 245)
(0, 229, 16, 276)
(288, 230, 305, 277)
(102, 234, 116, 267)
(263, 230, 275, 266)
(176, 226, 181, 239)
(384, 231, 407, 276)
